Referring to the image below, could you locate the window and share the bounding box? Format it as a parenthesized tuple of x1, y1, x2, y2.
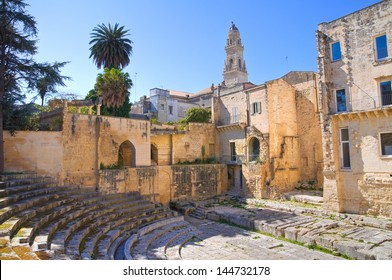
(231, 107, 238, 124)
(381, 81, 392, 106)
(160, 104, 164, 110)
(250, 102, 261, 115)
(230, 142, 236, 162)
(340, 128, 351, 169)
(336, 89, 347, 112)
(168, 105, 173, 115)
(375, 34, 388, 60)
(249, 137, 260, 162)
(380, 133, 392, 156)
(331, 41, 341, 62)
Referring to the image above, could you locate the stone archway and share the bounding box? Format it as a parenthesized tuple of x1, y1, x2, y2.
(249, 137, 260, 162)
(118, 140, 136, 167)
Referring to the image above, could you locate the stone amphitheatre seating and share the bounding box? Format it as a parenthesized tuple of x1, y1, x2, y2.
(0, 173, 201, 260)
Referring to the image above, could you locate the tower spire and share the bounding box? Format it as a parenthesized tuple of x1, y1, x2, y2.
(223, 22, 248, 86)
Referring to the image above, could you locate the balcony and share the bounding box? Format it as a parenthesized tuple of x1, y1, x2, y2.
(382, 93, 392, 107)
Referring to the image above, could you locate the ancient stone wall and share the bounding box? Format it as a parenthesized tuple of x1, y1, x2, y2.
(4, 131, 63, 178)
(218, 87, 247, 126)
(266, 78, 300, 193)
(326, 113, 392, 217)
(247, 86, 269, 134)
(98, 164, 228, 205)
(317, 1, 392, 217)
(171, 123, 217, 163)
(61, 110, 150, 187)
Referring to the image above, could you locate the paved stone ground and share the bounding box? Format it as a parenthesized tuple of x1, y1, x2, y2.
(182, 216, 342, 260)
(177, 195, 392, 260)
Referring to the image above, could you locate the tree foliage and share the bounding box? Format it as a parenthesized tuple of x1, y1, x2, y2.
(0, 0, 69, 171)
(85, 88, 132, 118)
(94, 68, 133, 115)
(89, 23, 133, 69)
(33, 62, 70, 108)
(178, 107, 211, 130)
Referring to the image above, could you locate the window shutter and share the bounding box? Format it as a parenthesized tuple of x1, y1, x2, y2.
(257, 102, 261, 113)
(250, 103, 254, 115)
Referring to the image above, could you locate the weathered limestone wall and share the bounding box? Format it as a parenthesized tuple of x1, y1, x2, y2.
(327, 114, 392, 217)
(318, 1, 392, 113)
(61, 113, 100, 187)
(98, 164, 228, 205)
(4, 131, 63, 178)
(171, 123, 217, 163)
(151, 134, 173, 165)
(317, 1, 392, 217)
(266, 78, 300, 193)
(61, 111, 150, 187)
(286, 72, 324, 187)
(247, 86, 269, 134)
(218, 87, 247, 126)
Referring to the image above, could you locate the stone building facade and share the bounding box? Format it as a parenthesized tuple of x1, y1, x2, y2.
(214, 23, 323, 198)
(317, 0, 392, 217)
(7, 6, 392, 218)
(130, 87, 213, 123)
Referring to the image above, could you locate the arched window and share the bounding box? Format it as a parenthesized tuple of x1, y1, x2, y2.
(238, 59, 242, 70)
(229, 58, 233, 69)
(118, 140, 136, 167)
(249, 137, 260, 162)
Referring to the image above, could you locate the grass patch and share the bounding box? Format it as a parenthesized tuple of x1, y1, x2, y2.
(254, 229, 305, 247)
(0, 223, 12, 230)
(12, 246, 38, 260)
(0, 246, 13, 255)
(217, 199, 245, 209)
(219, 219, 248, 230)
(15, 229, 24, 238)
(307, 244, 354, 260)
(0, 238, 9, 247)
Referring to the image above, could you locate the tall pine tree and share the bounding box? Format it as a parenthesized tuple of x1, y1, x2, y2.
(0, 0, 68, 172)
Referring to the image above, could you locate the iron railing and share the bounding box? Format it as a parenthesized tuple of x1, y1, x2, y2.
(382, 93, 392, 106)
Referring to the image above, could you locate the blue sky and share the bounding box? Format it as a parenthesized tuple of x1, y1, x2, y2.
(27, 0, 380, 104)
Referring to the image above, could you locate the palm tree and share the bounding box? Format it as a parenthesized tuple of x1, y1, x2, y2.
(89, 23, 133, 69)
(95, 68, 132, 114)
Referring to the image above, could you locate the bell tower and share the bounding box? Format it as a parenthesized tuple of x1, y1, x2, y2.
(223, 22, 248, 87)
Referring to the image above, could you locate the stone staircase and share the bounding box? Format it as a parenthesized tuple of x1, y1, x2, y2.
(121, 216, 202, 260)
(189, 206, 206, 220)
(0, 173, 198, 260)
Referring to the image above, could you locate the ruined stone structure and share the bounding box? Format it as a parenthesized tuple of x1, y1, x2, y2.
(4, 106, 227, 205)
(5, 102, 150, 187)
(98, 164, 227, 205)
(214, 23, 323, 198)
(4, 4, 392, 219)
(317, 0, 392, 217)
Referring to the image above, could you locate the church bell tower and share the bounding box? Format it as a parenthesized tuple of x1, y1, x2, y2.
(223, 22, 248, 87)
